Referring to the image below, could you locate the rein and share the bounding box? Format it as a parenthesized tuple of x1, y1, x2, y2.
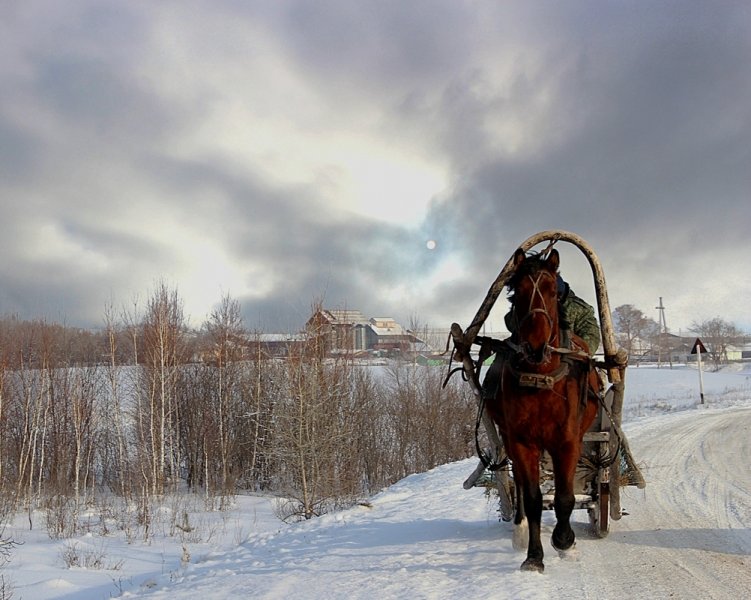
(473, 392, 510, 472)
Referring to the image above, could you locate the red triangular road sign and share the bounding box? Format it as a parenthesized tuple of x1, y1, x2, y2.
(691, 338, 708, 354)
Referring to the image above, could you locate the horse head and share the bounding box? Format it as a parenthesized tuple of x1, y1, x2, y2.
(508, 248, 560, 365)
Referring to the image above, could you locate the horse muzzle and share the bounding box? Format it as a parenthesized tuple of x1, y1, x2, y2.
(521, 342, 552, 365)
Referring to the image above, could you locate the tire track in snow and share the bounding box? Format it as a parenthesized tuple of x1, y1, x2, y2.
(572, 408, 751, 599)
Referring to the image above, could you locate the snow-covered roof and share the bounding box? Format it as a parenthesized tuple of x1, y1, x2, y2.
(368, 318, 407, 336)
(252, 333, 307, 343)
(322, 309, 369, 325)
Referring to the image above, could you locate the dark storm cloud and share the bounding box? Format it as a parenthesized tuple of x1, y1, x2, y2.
(269, 0, 473, 81)
(0, 119, 37, 181)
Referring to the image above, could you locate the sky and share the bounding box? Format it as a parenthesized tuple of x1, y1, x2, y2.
(1, 0, 750, 335)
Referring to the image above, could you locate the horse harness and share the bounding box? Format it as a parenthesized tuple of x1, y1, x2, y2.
(467, 335, 596, 472)
(445, 261, 598, 471)
(480, 337, 593, 395)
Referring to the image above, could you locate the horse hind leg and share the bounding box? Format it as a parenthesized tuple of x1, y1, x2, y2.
(512, 481, 527, 551)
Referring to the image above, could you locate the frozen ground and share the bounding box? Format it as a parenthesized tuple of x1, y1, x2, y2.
(3, 363, 750, 599)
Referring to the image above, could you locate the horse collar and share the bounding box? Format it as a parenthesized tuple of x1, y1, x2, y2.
(510, 360, 570, 390)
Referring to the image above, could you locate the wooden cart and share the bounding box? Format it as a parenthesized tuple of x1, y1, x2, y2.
(450, 230, 645, 537)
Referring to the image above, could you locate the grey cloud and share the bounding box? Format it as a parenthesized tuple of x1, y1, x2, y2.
(425, 2, 751, 246)
(130, 151, 430, 328)
(0, 120, 38, 181)
(264, 0, 474, 85)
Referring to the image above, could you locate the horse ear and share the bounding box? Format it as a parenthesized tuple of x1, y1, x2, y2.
(513, 248, 526, 267)
(546, 249, 560, 271)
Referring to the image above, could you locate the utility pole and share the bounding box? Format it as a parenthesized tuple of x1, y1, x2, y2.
(655, 297, 672, 369)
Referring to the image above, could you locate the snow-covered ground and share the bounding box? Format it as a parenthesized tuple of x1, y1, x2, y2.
(3, 363, 750, 599)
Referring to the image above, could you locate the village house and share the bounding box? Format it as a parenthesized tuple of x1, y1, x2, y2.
(305, 308, 423, 356)
(245, 333, 308, 359)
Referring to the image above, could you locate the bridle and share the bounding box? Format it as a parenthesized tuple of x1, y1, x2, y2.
(514, 270, 559, 365)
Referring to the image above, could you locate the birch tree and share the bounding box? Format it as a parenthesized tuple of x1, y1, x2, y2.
(205, 294, 245, 501)
(140, 282, 186, 496)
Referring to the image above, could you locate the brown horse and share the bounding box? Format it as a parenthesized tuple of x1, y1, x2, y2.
(485, 248, 600, 572)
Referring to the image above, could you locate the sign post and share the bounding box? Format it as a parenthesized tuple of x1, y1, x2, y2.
(691, 338, 708, 404)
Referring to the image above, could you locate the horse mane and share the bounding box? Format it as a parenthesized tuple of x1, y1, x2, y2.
(506, 251, 549, 291)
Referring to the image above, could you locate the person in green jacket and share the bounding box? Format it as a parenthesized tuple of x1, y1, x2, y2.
(484, 274, 600, 399)
(503, 274, 600, 356)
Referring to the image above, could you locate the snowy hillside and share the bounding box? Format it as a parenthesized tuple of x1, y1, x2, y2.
(4, 364, 751, 599)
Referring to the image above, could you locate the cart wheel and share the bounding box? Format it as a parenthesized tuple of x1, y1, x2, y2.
(589, 481, 610, 538)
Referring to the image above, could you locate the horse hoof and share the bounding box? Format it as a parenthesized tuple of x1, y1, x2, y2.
(520, 558, 544, 573)
(552, 529, 575, 552)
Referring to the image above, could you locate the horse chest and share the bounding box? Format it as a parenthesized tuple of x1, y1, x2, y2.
(498, 387, 577, 444)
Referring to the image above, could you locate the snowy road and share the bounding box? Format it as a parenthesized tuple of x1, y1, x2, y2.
(555, 407, 751, 599)
(130, 406, 751, 599)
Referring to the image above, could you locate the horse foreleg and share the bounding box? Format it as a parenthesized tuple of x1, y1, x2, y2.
(550, 442, 580, 552)
(513, 448, 544, 572)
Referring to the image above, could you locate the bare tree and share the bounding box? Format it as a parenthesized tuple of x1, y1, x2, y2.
(179, 295, 278, 505)
(205, 294, 246, 502)
(272, 302, 359, 520)
(140, 282, 186, 496)
(39, 364, 102, 534)
(690, 317, 744, 371)
(176, 364, 214, 497)
(0, 295, 482, 530)
(383, 360, 474, 480)
(0, 326, 8, 494)
(0, 319, 104, 536)
(612, 304, 659, 360)
(345, 367, 388, 493)
(102, 303, 131, 497)
(235, 337, 280, 492)
(10, 322, 52, 511)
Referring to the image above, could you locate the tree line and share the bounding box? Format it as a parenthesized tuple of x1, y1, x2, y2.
(0, 284, 475, 530)
(612, 304, 747, 370)
(5, 288, 744, 534)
